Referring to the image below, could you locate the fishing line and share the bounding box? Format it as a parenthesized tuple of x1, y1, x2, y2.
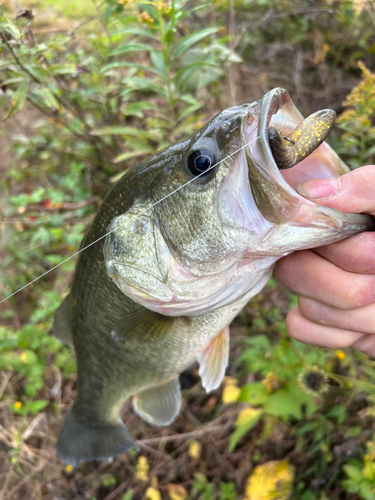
(0, 133, 264, 305)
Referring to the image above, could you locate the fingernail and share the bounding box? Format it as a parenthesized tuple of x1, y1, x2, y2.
(297, 178, 339, 198)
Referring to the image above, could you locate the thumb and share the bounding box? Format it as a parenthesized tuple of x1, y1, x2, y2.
(297, 165, 375, 216)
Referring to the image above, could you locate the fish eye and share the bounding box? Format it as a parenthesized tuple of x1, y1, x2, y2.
(187, 149, 216, 176)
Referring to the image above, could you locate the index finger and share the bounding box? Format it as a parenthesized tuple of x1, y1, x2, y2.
(314, 232, 375, 274)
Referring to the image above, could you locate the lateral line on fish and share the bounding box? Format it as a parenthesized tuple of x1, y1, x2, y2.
(0, 134, 263, 306)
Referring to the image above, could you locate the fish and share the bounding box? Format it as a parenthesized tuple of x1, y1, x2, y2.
(53, 87, 373, 466)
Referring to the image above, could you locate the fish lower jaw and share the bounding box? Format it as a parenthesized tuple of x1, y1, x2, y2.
(124, 264, 274, 317)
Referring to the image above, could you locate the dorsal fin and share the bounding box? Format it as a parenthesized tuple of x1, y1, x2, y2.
(53, 294, 73, 345)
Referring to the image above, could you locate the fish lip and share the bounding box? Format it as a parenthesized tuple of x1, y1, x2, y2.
(258, 87, 291, 137)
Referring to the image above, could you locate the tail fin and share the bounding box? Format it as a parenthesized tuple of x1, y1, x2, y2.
(56, 410, 139, 466)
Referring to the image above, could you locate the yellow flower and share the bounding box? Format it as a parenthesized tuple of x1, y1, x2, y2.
(244, 459, 295, 500)
(222, 378, 241, 403)
(14, 401, 22, 409)
(20, 352, 28, 363)
(145, 487, 161, 500)
(336, 350, 345, 360)
(145, 477, 161, 500)
(139, 12, 154, 25)
(188, 440, 201, 460)
(262, 373, 280, 394)
(157, 2, 166, 11)
(168, 484, 188, 500)
(65, 464, 74, 473)
(135, 455, 149, 482)
(337, 62, 375, 124)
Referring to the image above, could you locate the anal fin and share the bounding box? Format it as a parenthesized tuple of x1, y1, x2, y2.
(198, 326, 229, 393)
(133, 378, 181, 426)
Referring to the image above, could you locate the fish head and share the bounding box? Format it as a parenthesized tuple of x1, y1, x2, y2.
(104, 88, 373, 316)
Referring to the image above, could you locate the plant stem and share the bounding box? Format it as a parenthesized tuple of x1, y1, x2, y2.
(91, 0, 114, 49)
(1, 35, 41, 85)
(158, 6, 176, 130)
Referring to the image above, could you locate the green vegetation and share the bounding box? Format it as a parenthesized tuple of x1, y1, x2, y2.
(0, 0, 375, 499)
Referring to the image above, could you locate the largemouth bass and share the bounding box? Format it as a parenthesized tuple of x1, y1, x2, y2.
(54, 88, 373, 466)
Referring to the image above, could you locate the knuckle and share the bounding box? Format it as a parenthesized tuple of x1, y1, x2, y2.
(341, 276, 375, 309)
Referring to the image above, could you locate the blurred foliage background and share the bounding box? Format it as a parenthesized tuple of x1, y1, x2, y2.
(0, 0, 375, 499)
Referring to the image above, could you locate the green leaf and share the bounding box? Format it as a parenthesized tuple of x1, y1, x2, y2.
(121, 491, 133, 500)
(123, 101, 157, 118)
(174, 61, 220, 81)
(150, 50, 167, 81)
(1, 77, 26, 88)
(19, 349, 38, 365)
(112, 148, 153, 164)
(229, 409, 262, 451)
(326, 405, 347, 424)
(0, 5, 22, 40)
(48, 64, 77, 75)
(343, 464, 363, 483)
(39, 87, 59, 111)
(28, 400, 49, 414)
(172, 28, 219, 61)
(90, 126, 149, 138)
(337, 374, 375, 395)
(28, 66, 50, 82)
(101, 61, 158, 74)
(114, 28, 158, 40)
(176, 100, 202, 123)
(359, 480, 375, 500)
(364, 144, 375, 160)
(122, 76, 167, 99)
(263, 390, 302, 419)
(238, 382, 268, 405)
(110, 43, 154, 56)
(102, 474, 116, 487)
(4, 79, 28, 120)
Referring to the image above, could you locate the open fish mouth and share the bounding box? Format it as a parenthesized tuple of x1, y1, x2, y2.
(241, 87, 373, 231)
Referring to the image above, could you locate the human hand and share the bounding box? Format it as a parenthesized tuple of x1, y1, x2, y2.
(275, 165, 375, 357)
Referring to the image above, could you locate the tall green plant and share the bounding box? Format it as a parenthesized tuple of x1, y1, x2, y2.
(0, 0, 237, 300)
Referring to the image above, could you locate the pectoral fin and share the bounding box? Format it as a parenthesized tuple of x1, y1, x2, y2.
(198, 326, 229, 393)
(133, 378, 182, 426)
(112, 309, 176, 343)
